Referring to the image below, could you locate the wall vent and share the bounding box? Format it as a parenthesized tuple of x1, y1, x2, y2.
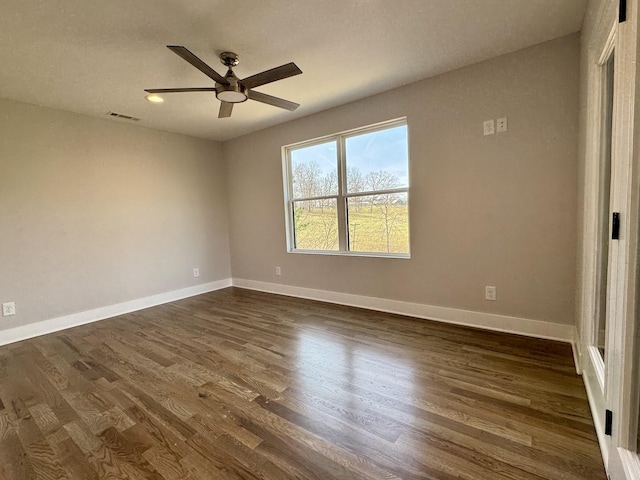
(106, 111, 141, 122)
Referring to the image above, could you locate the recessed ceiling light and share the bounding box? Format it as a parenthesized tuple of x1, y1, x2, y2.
(145, 94, 164, 103)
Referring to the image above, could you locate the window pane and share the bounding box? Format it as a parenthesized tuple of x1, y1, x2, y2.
(291, 141, 338, 199)
(293, 199, 339, 251)
(347, 193, 409, 254)
(345, 125, 408, 193)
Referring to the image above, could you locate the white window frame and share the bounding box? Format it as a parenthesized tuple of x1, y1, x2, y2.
(282, 118, 410, 258)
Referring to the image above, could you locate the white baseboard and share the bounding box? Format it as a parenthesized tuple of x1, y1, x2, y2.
(572, 329, 583, 375)
(0, 278, 232, 347)
(232, 278, 576, 344)
(2, 276, 577, 351)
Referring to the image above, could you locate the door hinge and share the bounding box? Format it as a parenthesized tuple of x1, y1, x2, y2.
(605, 409, 613, 435)
(620, 0, 627, 22)
(612, 212, 620, 240)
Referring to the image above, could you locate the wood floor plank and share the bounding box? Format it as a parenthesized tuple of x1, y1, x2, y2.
(0, 429, 39, 480)
(0, 287, 606, 479)
(15, 415, 69, 480)
(49, 437, 99, 480)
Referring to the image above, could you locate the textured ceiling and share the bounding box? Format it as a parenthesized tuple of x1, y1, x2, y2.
(0, 0, 586, 142)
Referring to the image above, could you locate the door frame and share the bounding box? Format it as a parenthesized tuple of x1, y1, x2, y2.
(579, 0, 640, 478)
(580, 8, 618, 464)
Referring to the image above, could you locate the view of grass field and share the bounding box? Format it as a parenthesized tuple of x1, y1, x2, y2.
(294, 202, 409, 253)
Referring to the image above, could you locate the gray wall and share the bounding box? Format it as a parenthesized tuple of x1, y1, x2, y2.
(0, 33, 581, 334)
(225, 34, 580, 325)
(0, 98, 231, 330)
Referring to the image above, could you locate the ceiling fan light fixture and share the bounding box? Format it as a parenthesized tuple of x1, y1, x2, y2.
(145, 94, 164, 103)
(215, 84, 248, 103)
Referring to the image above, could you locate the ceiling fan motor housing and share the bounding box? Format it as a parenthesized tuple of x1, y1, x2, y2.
(215, 52, 247, 103)
(216, 70, 247, 103)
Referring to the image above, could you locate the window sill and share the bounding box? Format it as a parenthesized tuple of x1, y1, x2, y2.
(288, 249, 410, 259)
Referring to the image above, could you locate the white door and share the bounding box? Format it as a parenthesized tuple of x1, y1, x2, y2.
(582, 2, 640, 478)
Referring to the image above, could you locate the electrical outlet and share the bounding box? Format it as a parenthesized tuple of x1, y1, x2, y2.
(193, 268, 200, 278)
(2, 302, 16, 316)
(275, 266, 281, 276)
(497, 117, 508, 133)
(485, 286, 497, 301)
(483, 119, 495, 136)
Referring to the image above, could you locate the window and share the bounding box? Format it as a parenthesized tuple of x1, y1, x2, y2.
(283, 118, 409, 256)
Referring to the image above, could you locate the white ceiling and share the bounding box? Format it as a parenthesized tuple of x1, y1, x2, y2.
(0, 0, 586, 142)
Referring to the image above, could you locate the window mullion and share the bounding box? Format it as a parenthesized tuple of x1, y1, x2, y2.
(336, 135, 348, 251)
(284, 149, 295, 251)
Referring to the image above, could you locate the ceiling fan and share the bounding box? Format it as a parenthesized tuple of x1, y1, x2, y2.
(145, 46, 302, 118)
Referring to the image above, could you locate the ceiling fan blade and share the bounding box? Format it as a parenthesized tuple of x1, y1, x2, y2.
(240, 62, 302, 90)
(145, 88, 217, 93)
(247, 90, 300, 111)
(167, 46, 229, 85)
(218, 101, 234, 118)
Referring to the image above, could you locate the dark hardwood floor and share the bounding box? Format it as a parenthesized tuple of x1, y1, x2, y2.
(0, 287, 606, 479)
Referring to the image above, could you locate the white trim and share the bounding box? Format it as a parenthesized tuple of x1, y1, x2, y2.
(584, 360, 611, 466)
(578, 5, 628, 475)
(232, 278, 575, 343)
(619, 448, 640, 480)
(572, 329, 583, 375)
(288, 249, 410, 259)
(597, 22, 618, 66)
(579, 13, 619, 393)
(589, 345, 607, 391)
(0, 279, 232, 347)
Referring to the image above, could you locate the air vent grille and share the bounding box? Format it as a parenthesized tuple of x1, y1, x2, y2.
(106, 111, 141, 122)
